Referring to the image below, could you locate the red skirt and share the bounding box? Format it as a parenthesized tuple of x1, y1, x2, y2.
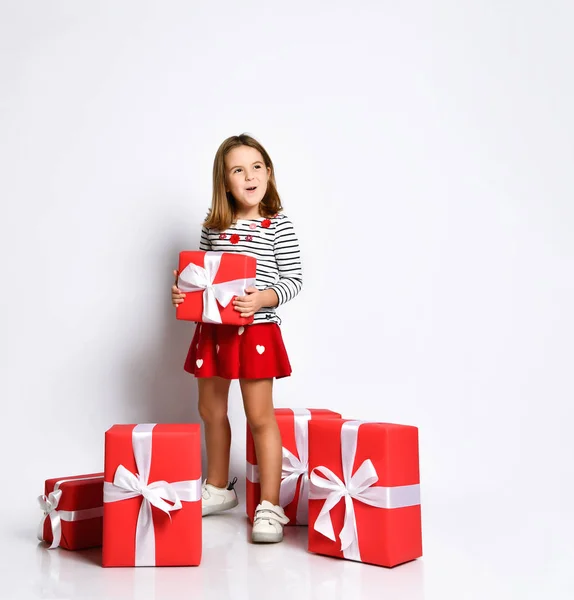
(184, 323, 292, 380)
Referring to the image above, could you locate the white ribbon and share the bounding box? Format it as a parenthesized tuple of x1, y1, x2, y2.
(309, 421, 421, 562)
(279, 408, 311, 525)
(177, 252, 256, 324)
(246, 460, 259, 484)
(103, 423, 202, 566)
(37, 476, 104, 549)
(246, 409, 311, 525)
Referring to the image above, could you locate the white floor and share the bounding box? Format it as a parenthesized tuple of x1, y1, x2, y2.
(3, 497, 573, 600)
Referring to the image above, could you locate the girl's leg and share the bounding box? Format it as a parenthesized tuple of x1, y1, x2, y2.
(240, 378, 282, 506)
(198, 376, 232, 488)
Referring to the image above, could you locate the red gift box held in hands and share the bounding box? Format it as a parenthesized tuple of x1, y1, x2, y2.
(103, 424, 202, 567)
(246, 408, 341, 525)
(176, 251, 257, 325)
(308, 419, 422, 567)
(38, 473, 104, 550)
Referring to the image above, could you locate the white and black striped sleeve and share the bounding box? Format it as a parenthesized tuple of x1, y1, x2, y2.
(269, 216, 303, 306)
(199, 225, 211, 251)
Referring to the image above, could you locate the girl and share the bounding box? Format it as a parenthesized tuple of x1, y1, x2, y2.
(171, 134, 303, 543)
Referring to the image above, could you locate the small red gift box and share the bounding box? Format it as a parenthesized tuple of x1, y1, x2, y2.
(176, 251, 257, 325)
(246, 408, 341, 525)
(308, 419, 422, 567)
(103, 423, 202, 567)
(38, 473, 104, 550)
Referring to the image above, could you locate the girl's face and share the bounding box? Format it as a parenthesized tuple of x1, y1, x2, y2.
(225, 145, 271, 217)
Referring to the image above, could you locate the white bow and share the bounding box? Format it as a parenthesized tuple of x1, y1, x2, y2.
(109, 464, 183, 515)
(37, 490, 63, 549)
(177, 252, 255, 323)
(309, 421, 421, 562)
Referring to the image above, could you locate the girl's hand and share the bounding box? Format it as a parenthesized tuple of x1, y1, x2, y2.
(172, 269, 186, 307)
(233, 286, 263, 318)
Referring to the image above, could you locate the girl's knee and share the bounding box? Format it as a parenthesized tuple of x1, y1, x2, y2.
(246, 411, 276, 435)
(198, 400, 228, 424)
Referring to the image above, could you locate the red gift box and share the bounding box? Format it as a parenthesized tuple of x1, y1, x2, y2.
(38, 473, 104, 550)
(103, 423, 202, 567)
(308, 419, 422, 567)
(176, 251, 257, 325)
(246, 408, 341, 525)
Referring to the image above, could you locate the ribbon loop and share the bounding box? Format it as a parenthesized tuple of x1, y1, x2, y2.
(38, 489, 62, 514)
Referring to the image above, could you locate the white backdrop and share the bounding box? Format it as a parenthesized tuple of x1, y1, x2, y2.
(1, 1, 573, 595)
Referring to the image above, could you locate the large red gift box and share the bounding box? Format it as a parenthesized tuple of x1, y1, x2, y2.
(103, 423, 202, 567)
(38, 473, 104, 550)
(246, 408, 341, 525)
(308, 419, 422, 567)
(176, 251, 257, 325)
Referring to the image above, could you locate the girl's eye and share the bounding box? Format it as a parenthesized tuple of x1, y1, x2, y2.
(254, 164, 261, 169)
(234, 168, 242, 173)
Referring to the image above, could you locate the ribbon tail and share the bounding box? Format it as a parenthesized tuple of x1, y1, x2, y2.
(313, 507, 337, 541)
(312, 490, 344, 541)
(339, 494, 359, 557)
(135, 499, 155, 566)
(48, 512, 62, 549)
(279, 473, 300, 509)
(344, 535, 362, 562)
(203, 287, 222, 324)
(296, 474, 309, 525)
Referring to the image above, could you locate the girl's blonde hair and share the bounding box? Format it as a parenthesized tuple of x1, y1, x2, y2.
(204, 134, 282, 231)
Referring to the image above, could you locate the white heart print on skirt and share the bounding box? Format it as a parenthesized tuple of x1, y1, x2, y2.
(196, 359, 203, 368)
(238, 326, 245, 335)
(216, 344, 220, 354)
(256, 345, 265, 355)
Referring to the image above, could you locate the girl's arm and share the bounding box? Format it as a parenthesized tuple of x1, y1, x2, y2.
(233, 215, 303, 317)
(267, 215, 303, 306)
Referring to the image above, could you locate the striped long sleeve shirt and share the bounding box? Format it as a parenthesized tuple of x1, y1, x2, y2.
(199, 213, 303, 325)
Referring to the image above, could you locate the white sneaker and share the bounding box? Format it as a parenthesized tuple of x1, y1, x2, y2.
(252, 500, 290, 543)
(201, 477, 239, 516)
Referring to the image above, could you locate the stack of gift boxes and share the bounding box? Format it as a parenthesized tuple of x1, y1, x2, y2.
(38, 251, 422, 568)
